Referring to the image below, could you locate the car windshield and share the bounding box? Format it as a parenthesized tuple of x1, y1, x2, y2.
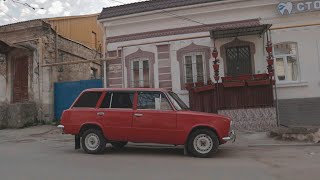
(167, 91, 189, 111)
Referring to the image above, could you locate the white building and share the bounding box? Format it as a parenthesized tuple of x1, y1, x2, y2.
(98, 0, 320, 130)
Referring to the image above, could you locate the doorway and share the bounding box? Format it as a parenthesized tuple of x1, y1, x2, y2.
(13, 56, 28, 103)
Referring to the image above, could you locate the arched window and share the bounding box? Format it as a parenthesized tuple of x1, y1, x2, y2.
(130, 59, 150, 88)
(176, 43, 211, 89)
(274, 42, 299, 82)
(125, 49, 155, 88)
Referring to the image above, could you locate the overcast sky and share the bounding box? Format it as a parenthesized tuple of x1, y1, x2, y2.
(0, 0, 143, 26)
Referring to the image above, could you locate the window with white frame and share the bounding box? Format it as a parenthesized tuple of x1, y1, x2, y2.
(184, 53, 205, 83)
(131, 59, 150, 88)
(274, 42, 299, 82)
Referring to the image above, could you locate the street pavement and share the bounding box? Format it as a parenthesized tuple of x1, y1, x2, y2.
(0, 125, 319, 180)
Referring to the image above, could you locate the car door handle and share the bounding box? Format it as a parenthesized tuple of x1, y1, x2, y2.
(97, 112, 105, 116)
(134, 113, 143, 117)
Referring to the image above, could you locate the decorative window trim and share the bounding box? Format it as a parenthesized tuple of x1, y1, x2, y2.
(125, 49, 155, 88)
(183, 52, 206, 84)
(177, 43, 211, 90)
(220, 38, 256, 76)
(130, 59, 150, 88)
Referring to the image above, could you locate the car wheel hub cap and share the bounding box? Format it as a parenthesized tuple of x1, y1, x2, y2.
(85, 133, 100, 151)
(193, 134, 213, 154)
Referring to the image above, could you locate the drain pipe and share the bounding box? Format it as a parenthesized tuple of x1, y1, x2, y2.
(269, 30, 280, 127)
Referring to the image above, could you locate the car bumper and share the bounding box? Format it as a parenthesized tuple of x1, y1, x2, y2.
(57, 125, 65, 134)
(222, 130, 236, 143)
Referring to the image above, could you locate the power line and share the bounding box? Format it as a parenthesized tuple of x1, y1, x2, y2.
(3, 0, 44, 10)
(107, 0, 207, 26)
(0, 9, 19, 23)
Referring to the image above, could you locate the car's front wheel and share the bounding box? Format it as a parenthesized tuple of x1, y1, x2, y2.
(187, 129, 219, 158)
(81, 129, 107, 154)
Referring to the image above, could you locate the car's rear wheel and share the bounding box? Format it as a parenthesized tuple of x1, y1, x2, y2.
(81, 129, 107, 154)
(111, 141, 128, 150)
(187, 129, 219, 158)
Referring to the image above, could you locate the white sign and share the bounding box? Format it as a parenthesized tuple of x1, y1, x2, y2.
(278, 1, 320, 15)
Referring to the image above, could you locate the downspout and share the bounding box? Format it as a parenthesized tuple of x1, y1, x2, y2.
(269, 30, 280, 127)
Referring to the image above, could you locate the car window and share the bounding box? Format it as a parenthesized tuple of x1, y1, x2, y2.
(100, 92, 112, 108)
(138, 92, 172, 110)
(73, 91, 102, 108)
(110, 92, 134, 109)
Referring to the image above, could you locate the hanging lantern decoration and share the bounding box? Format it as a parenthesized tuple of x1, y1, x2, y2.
(212, 47, 220, 82)
(266, 40, 274, 77)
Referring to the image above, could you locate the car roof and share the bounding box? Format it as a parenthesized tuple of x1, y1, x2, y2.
(84, 88, 170, 92)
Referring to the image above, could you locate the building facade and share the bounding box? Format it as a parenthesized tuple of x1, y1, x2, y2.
(99, 0, 320, 130)
(46, 14, 103, 51)
(0, 20, 101, 128)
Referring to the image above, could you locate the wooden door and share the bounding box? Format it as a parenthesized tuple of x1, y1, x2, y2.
(13, 56, 28, 103)
(226, 46, 252, 76)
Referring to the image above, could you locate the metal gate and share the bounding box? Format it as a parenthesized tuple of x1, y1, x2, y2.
(54, 79, 103, 120)
(226, 46, 252, 76)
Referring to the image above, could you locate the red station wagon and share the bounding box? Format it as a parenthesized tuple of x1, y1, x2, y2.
(58, 88, 235, 158)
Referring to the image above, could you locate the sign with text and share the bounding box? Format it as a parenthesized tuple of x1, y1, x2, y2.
(278, 1, 320, 15)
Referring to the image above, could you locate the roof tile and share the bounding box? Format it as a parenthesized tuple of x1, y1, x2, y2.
(98, 0, 223, 19)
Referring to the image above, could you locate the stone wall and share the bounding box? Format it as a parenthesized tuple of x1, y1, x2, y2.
(0, 20, 102, 125)
(56, 36, 101, 82)
(0, 20, 50, 43)
(0, 54, 6, 102)
(0, 102, 36, 129)
(7, 103, 37, 128)
(0, 103, 8, 129)
(218, 107, 277, 132)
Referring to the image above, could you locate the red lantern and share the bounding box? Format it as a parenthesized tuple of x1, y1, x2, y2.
(266, 46, 273, 53)
(267, 59, 274, 66)
(212, 49, 218, 59)
(213, 64, 219, 71)
(214, 76, 220, 81)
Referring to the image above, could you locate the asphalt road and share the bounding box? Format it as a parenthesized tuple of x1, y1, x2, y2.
(0, 126, 319, 180)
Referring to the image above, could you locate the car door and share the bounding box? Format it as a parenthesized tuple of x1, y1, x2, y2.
(97, 91, 134, 141)
(129, 91, 178, 144)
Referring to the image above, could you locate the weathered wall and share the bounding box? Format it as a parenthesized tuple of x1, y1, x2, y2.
(0, 20, 101, 125)
(0, 55, 6, 102)
(56, 36, 101, 82)
(0, 20, 50, 43)
(7, 102, 37, 128)
(0, 103, 8, 129)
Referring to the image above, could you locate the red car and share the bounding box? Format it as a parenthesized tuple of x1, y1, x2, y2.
(58, 88, 235, 158)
